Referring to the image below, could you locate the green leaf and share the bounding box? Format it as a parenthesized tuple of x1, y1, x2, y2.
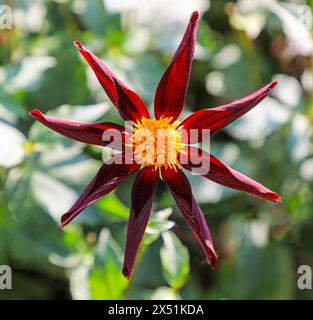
(31, 171, 77, 222)
(0, 88, 27, 123)
(212, 217, 295, 299)
(0, 121, 26, 168)
(97, 194, 129, 220)
(50, 102, 111, 123)
(160, 231, 190, 290)
(150, 286, 181, 300)
(79, 0, 114, 34)
(89, 229, 128, 299)
(216, 243, 295, 299)
(145, 208, 174, 245)
(5, 56, 56, 92)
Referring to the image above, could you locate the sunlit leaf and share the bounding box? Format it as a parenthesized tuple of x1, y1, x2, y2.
(213, 217, 295, 299)
(288, 114, 312, 162)
(89, 229, 128, 299)
(31, 171, 78, 222)
(6, 56, 56, 91)
(0, 121, 26, 168)
(160, 231, 190, 290)
(145, 208, 174, 245)
(150, 286, 181, 300)
(97, 194, 129, 220)
(0, 88, 27, 123)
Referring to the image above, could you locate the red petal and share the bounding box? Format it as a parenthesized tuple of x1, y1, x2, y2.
(180, 81, 278, 144)
(74, 41, 150, 122)
(60, 156, 140, 228)
(182, 146, 281, 203)
(29, 109, 129, 149)
(161, 167, 218, 268)
(123, 166, 159, 279)
(154, 11, 199, 121)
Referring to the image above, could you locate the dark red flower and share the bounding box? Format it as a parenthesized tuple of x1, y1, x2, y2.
(29, 11, 281, 279)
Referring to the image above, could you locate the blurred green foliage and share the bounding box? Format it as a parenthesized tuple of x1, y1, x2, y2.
(0, 0, 313, 299)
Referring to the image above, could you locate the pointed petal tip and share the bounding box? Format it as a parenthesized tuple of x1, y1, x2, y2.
(122, 266, 131, 280)
(265, 192, 281, 203)
(269, 80, 278, 90)
(74, 39, 149, 122)
(263, 80, 278, 95)
(274, 193, 282, 203)
(58, 222, 66, 230)
(59, 213, 71, 229)
(209, 256, 218, 270)
(204, 239, 218, 269)
(59, 219, 68, 230)
(191, 11, 199, 23)
(74, 40, 83, 50)
(59, 212, 70, 229)
(154, 10, 199, 120)
(29, 109, 42, 119)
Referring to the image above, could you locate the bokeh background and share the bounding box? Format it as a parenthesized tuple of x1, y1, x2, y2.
(0, 0, 313, 299)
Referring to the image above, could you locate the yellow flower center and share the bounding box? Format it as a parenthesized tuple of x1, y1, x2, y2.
(130, 117, 184, 171)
